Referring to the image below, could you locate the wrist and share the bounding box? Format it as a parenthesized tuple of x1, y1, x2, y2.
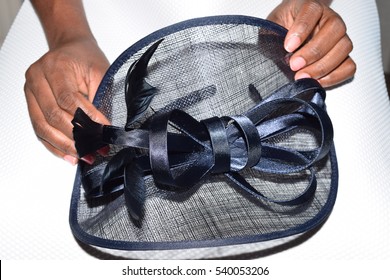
(49, 30, 97, 51)
(31, 0, 96, 49)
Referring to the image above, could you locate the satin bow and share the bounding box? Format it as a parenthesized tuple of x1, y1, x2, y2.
(72, 39, 333, 224)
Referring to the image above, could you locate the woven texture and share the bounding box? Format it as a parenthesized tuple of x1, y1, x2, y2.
(70, 17, 336, 254)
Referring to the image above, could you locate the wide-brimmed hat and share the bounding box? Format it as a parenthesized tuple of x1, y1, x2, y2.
(69, 15, 337, 258)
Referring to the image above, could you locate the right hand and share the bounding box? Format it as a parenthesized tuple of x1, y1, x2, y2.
(267, 0, 356, 88)
(24, 38, 110, 165)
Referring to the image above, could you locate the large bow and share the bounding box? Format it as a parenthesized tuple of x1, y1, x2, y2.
(72, 39, 333, 224)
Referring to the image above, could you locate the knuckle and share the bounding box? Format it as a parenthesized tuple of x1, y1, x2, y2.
(328, 13, 346, 30)
(307, 1, 323, 13)
(23, 82, 29, 97)
(308, 45, 323, 60)
(24, 65, 33, 81)
(32, 118, 75, 155)
(25, 62, 40, 83)
(343, 36, 354, 53)
(298, 1, 324, 22)
(325, 14, 347, 39)
(40, 52, 61, 67)
(32, 119, 50, 141)
(338, 20, 347, 35)
(314, 61, 328, 78)
(346, 59, 357, 76)
(36, 51, 71, 74)
(61, 139, 76, 155)
(44, 108, 64, 126)
(57, 91, 76, 111)
(295, 19, 309, 33)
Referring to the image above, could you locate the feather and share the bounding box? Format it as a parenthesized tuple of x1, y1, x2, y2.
(101, 147, 146, 223)
(72, 108, 106, 157)
(101, 147, 135, 193)
(248, 84, 263, 102)
(123, 162, 146, 223)
(125, 38, 164, 130)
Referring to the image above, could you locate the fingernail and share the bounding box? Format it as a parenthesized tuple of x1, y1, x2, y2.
(64, 155, 78, 166)
(285, 35, 301, 53)
(97, 145, 110, 156)
(295, 72, 311, 80)
(81, 154, 96, 165)
(290, 56, 307, 71)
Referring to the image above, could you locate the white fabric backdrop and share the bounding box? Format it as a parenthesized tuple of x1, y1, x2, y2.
(0, 0, 389, 259)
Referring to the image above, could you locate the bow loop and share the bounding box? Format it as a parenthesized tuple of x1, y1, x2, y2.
(224, 115, 262, 171)
(202, 116, 231, 174)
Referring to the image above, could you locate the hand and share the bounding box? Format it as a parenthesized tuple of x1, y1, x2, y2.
(267, 0, 356, 88)
(24, 38, 110, 165)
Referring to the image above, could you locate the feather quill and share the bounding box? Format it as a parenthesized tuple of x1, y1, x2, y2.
(125, 38, 164, 130)
(124, 162, 146, 223)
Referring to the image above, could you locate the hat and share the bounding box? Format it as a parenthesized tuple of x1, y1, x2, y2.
(69, 15, 338, 256)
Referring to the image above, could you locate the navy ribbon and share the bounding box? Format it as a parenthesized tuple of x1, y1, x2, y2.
(73, 78, 333, 223)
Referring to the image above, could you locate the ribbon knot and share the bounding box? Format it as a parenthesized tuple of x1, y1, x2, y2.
(72, 78, 333, 223)
(147, 110, 264, 191)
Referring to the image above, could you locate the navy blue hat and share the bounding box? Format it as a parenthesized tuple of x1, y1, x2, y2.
(69, 15, 337, 256)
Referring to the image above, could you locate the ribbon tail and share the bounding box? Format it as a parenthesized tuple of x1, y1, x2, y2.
(124, 162, 146, 223)
(225, 170, 317, 206)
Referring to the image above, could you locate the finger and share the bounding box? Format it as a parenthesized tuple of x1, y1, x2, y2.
(26, 86, 97, 164)
(28, 74, 76, 140)
(39, 137, 79, 165)
(46, 70, 111, 126)
(24, 84, 78, 158)
(289, 14, 347, 71)
(39, 72, 109, 161)
(317, 57, 357, 88)
(40, 136, 96, 165)
(294, 35, 353, 80)
(284, 1, 324, 53)
(39, 137, 98, 165)
(72, 94, 111, 126)
(85, 66, 109, 103)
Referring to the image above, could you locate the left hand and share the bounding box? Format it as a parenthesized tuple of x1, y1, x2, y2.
(24, 38, 110, 165)
(267, 0, 356, 88)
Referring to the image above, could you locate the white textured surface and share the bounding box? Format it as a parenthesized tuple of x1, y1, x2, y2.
(0, 0, 389, 260)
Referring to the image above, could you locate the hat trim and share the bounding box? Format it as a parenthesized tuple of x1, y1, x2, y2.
(69, 145, 338, 251)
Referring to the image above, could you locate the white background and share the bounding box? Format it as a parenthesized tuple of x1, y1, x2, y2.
(0, 0, 389, 266)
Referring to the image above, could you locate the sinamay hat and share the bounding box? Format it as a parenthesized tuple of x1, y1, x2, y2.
(70, 15, 338, 258)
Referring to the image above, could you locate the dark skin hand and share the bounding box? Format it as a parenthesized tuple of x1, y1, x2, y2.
(267, 0, 356, 87)
(25, 0, 355, 165)
(25, 0, 110, 165)
(24, 38, 110, 165)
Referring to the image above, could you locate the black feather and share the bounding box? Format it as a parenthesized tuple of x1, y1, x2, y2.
(248, 84, 263, 102)
(101, 147, 136, 194)
(123, 162, 146, 223)
(72, 108, 106, 157)
(125, 38, 164, 130)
